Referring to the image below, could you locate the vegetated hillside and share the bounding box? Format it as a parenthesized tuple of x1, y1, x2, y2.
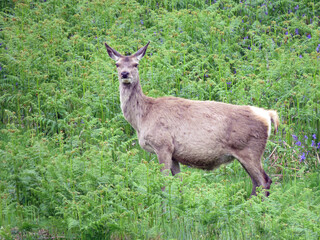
(0, 0, 319, 239)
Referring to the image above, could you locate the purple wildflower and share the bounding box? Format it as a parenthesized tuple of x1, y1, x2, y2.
(292, 135, 298, 141)
(299, 55, 302, 58)
(296, 141, 302, 146)
(140, 20, 144, 25)
(285, 31, 288, 35)
(316, 44, 320, 53)
(304, 135, 308, 139)
(312, 134, 316, 139)
(295, 5, 299, 10)
(295, 28, 299, 35)
(227, 81, 232, 85)
(318, 142, 320, 149)
(300, 152, 305, 162)
(311, 140, 315, 147)
(307, 34, 311, 39)
(0, 65, 2, 71)
(265, 11, 268, 15)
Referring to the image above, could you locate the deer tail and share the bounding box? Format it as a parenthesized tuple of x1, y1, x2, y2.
(268, 110, 279, 135)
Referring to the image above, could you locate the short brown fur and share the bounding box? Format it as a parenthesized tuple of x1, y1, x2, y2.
(105, 42, 279, 196)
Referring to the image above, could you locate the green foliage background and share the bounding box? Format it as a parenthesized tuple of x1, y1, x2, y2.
(0, 0, 319, 239)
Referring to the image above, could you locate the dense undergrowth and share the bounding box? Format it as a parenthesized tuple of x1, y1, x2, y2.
(0, 0, 320, 239)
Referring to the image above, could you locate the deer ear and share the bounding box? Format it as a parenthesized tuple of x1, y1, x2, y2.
(133, 41, 150, 61)
(105, 43, 122, 61)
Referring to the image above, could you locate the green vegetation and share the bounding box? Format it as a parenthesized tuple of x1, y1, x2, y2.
(0, 0, 319, 239)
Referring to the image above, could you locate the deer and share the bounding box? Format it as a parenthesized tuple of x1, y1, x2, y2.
(105, 41, 279, 196)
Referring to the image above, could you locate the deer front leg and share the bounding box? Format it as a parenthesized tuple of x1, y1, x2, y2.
(151, 142, 181, 192)
(144, 130, 177, 176)
(171, 158, 181, 176)
(152, 146, 174, 192)
(155, 148, 175, 176)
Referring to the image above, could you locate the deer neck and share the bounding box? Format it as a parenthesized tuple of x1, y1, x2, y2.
(119, 78, 147, 132)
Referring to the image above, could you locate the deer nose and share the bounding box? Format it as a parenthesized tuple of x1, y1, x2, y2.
(121, 71, 129, 78)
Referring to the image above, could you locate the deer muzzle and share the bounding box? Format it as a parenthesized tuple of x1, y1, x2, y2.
(121, 78, 132, 84)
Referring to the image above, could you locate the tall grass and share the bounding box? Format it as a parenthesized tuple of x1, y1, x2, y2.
(0, 0, 319, 239)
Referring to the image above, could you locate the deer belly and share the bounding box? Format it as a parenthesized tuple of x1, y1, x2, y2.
(172, 140, 234, 170)
(174, 153, 234, 170)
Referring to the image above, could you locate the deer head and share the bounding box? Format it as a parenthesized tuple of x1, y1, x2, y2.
(105, 42, 150, 85)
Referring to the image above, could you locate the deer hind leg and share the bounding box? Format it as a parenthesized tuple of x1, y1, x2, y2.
(240, 161, 272, 196)
(234, 149, 272, 197)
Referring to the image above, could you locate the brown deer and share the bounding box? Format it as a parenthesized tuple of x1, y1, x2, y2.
(105, 41, 279, 196)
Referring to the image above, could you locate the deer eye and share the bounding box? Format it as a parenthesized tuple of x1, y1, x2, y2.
(115, 63, 119, 68)
(133, 64, 139, 68)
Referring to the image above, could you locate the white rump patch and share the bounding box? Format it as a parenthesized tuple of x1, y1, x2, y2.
(250, 106, 271, 137)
